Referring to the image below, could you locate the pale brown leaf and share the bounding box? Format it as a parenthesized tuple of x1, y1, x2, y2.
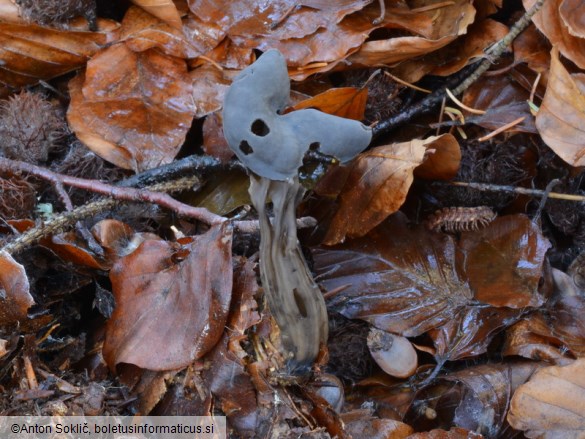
(536, 47, 585, 167)
(130, 0, 182, 29)
(508, 359, 585, 438)
(0, 250, 34, 325)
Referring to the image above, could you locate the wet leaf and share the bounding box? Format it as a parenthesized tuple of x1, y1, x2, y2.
(524, 0, 585, 69)
(67, 43, 196, 172)
(103, 223, 233, 371)
(314, 213, 549, 360)
(348, 0, 476, 67)
(462, 73, 538, 133)
(130, 0, 182, 29)
(406, 362, 541, 437)
(504, 294, 585, 361)
(413, 134, 461, 181)
(0, 250, 34, 325)
(0, 20, 115, 89)
(291, 87, 368, 120)
(202, 112, 233, 162)
(187, 170, 250, 216)
(41, 232, 105, 270)
(535, 47, 585, 167)
(190, 63, 233, 118)
(203, 258, 261, 436)
(119, 5, 198, 58)
(508, 359, 585, 438)
(322, 137, 431, 245)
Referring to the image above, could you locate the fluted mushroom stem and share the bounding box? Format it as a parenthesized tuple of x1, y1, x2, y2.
(249, 174, 328, 374)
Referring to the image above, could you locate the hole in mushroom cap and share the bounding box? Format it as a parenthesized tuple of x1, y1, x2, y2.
(293, 288, 308, 318)
(239, 140, 254, 155)
(309, 142, 321, 151)
(251, 119, 270, 136)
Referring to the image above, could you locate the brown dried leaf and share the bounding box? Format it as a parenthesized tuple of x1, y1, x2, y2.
(130, 0, 182, 29)
(559, 0, 585, 38)
(189, 0, 370, 41)
(508, 359, 585, 438)
(41, 232, 105, 270)
(291, 87, 368, 120)
(413, 133, 461, 180)
(67, 43, 196, 172)
(202, 112, 232, 162)
(535, 47, 585, 167)
(524, 0, 585, 69)
(348, 0, 476, 67)
(0, 250, 34, 325)
(119, 5, 198, 58)
(392, 19, 508, 83)
(0, 21, 115, 89)
(322, 137, 428, 245)
(314, 213, 549, 360)
(103, 223, 233, 371)
(190, 64, 233, 118)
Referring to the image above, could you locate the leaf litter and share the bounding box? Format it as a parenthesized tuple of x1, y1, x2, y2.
(0, 0, 584, 437)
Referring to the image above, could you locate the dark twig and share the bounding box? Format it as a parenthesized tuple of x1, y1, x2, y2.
(372, 0, 546, 140)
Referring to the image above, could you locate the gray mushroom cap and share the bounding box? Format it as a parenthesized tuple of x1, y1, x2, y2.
(222, 49, 372, 180)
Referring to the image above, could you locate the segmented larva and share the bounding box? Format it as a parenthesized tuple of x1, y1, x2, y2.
(425, 206, 497, 232)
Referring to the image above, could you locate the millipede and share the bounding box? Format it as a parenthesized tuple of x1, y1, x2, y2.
(425, 206, 497, 232)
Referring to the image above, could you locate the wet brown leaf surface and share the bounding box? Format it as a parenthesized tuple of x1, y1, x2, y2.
(103, 223, 232, 370)
(314, 213, 550, 359)
(67, 43, 196, 171)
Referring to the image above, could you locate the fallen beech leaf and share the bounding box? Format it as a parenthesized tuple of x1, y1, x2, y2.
(314, 213, 549, 360)
(0, 20, 115, 89)
(130, 0, 182, 29)
(504, 294, 585, 361)
(348, 0, 476, 67)
(103, 223, 233, 371)
(323, 137, 429, 245)
(190, 64, 234, 118)
(559, 0, 585, 38)
(535, 47, 585, 167)
(0, 250, 34, 325)
(508, 359, 585, 438)
(513, 23, 551, 75)
(406, 362, 541, 437)
(392, 19, 508, 83)
(524, 0, 585, 69)
(41, 232, 105, 270)
(202, 112, 232, 162)
(413, 133, 461, 180)
(187, 170, 250, 216)
(119, 6, 198, 58)
(462, 73, 537, 133)
(291, 87, 368, 120)
(67, 43, 196, 172)
(203, 258, 261, 436)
